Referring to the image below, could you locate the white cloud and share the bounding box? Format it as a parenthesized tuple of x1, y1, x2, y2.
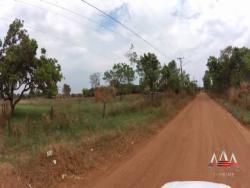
(1, 0, 250, 92)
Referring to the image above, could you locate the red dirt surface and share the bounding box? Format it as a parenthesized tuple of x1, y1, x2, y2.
(80, 92, 250, 188)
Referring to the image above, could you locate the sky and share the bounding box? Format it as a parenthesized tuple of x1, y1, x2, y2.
(1, 0, 250, 93)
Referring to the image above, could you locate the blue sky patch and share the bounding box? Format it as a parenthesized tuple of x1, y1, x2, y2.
(97, 3, 129, 31)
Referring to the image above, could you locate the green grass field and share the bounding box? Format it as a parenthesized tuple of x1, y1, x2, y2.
(0, 94, 192, 164)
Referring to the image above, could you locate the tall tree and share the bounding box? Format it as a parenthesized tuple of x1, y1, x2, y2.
(0, 19, 62, 114)
(204, 46, 250, 92)
(125, 44, 138, 66)
(206, 56, 221, 91)
(166, 60, 180, 93)
(137, 53, 161, 95)
(203, 70, 212, 90)
(103, 63, 135, 96)
(89, 72, 101, 89)
(160, 64, 170, 91)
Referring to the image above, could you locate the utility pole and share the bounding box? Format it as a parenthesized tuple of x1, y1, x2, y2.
(177, 57, 184, 90)
(177, 57, 184, 76)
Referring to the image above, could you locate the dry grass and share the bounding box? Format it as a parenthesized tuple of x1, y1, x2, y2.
(0, 93, 195, 187)
(209, 91, 250, 126)
(17, 94, 194, 188)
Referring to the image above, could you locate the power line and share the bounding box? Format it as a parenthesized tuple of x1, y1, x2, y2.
(0, 17, 122, 62)
(14, 0, 126, 59)
(13, 0, 168, 59)
(26, 0, 137, 59)
(36, 0, 132, 44)
(80, 0, 168, 58)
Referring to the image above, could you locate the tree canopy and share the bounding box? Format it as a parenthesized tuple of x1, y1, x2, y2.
(103, 63, 135, 96)
(101, 51, 197, 97)
(0, 19, 62, 113)
(203, 46, 250, 91)
(137, 53, 161, 92)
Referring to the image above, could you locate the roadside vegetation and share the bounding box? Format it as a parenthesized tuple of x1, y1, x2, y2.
(7, 93, 194, 187)
(2, 94, 182, 157)
(203, 46, 250, 126)
(0, 19, 198, 187)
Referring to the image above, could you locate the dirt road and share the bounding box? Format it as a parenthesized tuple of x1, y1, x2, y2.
(87, 93, 250, 188)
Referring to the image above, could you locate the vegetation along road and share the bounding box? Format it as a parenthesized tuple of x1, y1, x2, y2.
(70, 92, 250, 188)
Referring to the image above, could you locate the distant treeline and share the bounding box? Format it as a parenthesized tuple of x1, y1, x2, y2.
(83, 52, 198, 98)
(203, 46, 250, 92)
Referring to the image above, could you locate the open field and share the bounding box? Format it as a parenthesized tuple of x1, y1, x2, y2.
(1, 94, 167, 160)
(0, 93, 194, 187)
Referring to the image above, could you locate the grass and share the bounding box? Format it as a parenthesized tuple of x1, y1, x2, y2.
(0, 93, 195, 187)
(222, 100, 250, 125)
(1, 94, 191, 163)
(210, 92, 250, 126)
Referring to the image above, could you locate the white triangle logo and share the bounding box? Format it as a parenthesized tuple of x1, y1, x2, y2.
(230, 153, 238, 163)
(219, 150, 228, 161)
(210, 153, 218, 164)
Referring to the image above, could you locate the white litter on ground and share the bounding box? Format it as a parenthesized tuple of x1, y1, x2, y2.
(46, 150, 53, 157)
(161, 181, 231, 188)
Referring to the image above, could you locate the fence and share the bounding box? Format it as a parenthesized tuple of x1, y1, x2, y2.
(0, 100, 11, 115)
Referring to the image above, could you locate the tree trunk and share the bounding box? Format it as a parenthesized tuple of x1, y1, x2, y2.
(10, 103, 15, 115)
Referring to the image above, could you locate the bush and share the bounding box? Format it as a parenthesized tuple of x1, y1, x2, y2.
(131, 84, 142, 94)
(82, 88, 94, 97)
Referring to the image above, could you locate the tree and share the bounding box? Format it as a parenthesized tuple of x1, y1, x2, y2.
(103, 63, 135, 97)
(206, 56, 222, 91)
(125, 44, 138, 66)
(159, 64, 170, 91)
(186, 79, 198, 95)
(137, 53, 161, 96)
(82, 88, 94, 97)
(204, 46, 250, 96)
(89, 72, 101, 89)
(62, 84, 71, 97)
(203, 70, 212, 90)
(0, 19, 62, 114)
(165, 60, 181, 93)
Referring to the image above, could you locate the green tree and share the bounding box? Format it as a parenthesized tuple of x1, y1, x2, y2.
(0, 19, 62, 114)
(137, 53, 161, 95)
(62, 83, 71, 97)
(203, 70, 212, 90)
(160, 64, 170, 91)
(206, 56, 221, 91)
(82, 88, 94, 97)
(204, 46, 250, 93)
(103, 63, 135, 97)
(166, 60, 180, 93)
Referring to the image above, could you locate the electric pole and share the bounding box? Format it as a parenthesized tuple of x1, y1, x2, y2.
(177, 57, 184, 90)
(177, 57, 184, 76)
